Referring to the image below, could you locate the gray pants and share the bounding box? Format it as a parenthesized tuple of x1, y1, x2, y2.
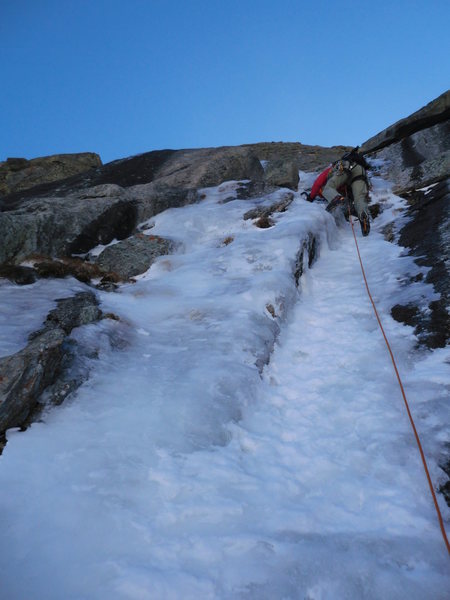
(322, 161, 369, 218)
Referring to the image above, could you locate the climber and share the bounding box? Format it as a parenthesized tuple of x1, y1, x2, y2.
(305, 148, 372, 236)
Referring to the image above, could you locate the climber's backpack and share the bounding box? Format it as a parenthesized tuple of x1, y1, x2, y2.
(309, 166, 333, 200)
(341, 148, 371, 170)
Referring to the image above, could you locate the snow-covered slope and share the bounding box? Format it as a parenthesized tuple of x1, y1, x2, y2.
(0, 174, 449, 599)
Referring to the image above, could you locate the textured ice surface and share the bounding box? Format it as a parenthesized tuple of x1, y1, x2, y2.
(0, 176, 448, 599)
(0, 277, 88, 357)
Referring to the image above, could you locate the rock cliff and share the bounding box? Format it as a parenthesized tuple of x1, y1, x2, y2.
(0, 92, 448, 451)
(0, 143, 348, 267)
(361, 89, 449, 350)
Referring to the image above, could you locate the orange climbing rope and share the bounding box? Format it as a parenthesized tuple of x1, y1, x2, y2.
(349, 213, 450, 555)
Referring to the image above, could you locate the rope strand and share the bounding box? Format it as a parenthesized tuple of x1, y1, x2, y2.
(349, 213, 450, 555)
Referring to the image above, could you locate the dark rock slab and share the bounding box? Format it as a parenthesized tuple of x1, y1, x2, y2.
(95, 234, 174, 279)
(0, 143, 347, 213)
(30, 291, 103, 338)
(393, 178, 450, 348)
(366, 120, 450, 193)
(0, 327, 66, 433)
(0, 291, 102, 437)
(153, 146, 264, 189)
(0, 193, 140, 265)
(132, 183, 198, 222)
(66, 199, 139, 254)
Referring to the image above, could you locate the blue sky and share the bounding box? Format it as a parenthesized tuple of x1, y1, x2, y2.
(1, 0, 449, 164)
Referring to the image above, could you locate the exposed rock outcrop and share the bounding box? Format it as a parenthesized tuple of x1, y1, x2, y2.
(153, 146, 264, 189)
(0, 152, 102, 197)
(95, 234, 174, 280)
(0, 146, 262, 208)
(0, 192, 139, 264)
(31, 292, 102, 338)
(367, 120, 449, 193)
(242, 142, 352, 172)
(0, 141, 355, 268)
(263, 159, 299, 190)
(361, 90, 449, 349)
(0, 146, 263, 266)
(393, 178, 450, 348)
(0, 292, 102, 438)
(362, 90, 449, 193)
(361, 90, 450, 155)
(0, 327, 66, 436)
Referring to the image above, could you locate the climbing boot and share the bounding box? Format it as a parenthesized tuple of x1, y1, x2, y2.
(326, 195, 346, 213)
(359, 211, 370, 236)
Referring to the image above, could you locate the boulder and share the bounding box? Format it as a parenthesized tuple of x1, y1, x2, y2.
(0, 180, 200, 265)
(0, 152, 102, 196)
(95, 234, 174, 279)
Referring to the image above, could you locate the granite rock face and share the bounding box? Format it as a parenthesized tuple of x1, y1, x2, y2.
(393, 178, 450, 348)
(0, 141, 356, 267)
(362, 90, 449, 193)
(242, 142, 351, 172)
(360, 91, 450, 348)
(0, 146, 263, 265)
(0, 152, 102, 196)
(0, 146, 262, 207)
(367, 120, 450, 193)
